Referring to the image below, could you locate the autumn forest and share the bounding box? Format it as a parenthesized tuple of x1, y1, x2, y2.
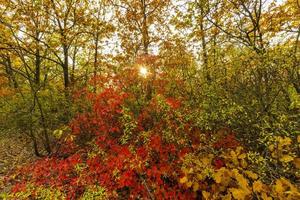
(0, 0, 299, 199)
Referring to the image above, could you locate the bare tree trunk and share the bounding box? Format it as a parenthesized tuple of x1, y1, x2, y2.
(35, 48, 41, 85)
(63, 46, 69, 89)
(35, 31, 41, 85)
(35, 93, 51, 154)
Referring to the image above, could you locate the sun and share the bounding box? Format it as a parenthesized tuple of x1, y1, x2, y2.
(139, 66, 148, 77)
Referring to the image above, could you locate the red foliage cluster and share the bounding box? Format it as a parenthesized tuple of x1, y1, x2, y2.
(10, 136, 195, 199)
(166, 97, 181, 109)
(7, 87, 239, 199)
(71, 88, 127, 138)
(213, 128, 240, 149)
(11, 154, 82, 198)
(82, 134, 194, 199)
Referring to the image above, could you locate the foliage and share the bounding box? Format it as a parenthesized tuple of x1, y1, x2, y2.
(3, 84, 299, 199)
(0, 0, 300, 199)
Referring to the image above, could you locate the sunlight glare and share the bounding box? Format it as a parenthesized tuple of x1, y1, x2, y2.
(139, 66, 148, 77)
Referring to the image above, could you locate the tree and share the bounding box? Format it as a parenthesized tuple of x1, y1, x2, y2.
(112, 0, 171, 56)
(46, 0, 83, 89)
(85, 0, 115, 92)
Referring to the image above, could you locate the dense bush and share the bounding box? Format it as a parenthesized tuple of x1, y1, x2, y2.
(2, 79, 299, 199)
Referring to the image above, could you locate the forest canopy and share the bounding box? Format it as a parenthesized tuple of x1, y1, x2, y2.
(0, 0, 299, 199)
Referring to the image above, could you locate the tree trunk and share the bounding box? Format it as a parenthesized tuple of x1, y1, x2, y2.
(141, 0, 149, 55)
(94, 33, 99, 93)
(35, 93, 51, 155)
(29, 128, 41, 157)
(4, 56, 19, 89)
(63, 46, 69, 89)
(199, 8, 210, 82)
(35, 48, 41, 85)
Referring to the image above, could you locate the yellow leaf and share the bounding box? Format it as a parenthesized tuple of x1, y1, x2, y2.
(179, 176, 188, 184)
(182, 167, 189, 174)
(214, 168, 224, 183)
(253, 180, 264, 193)
(275, 136, 282, 141)
(236, 147, 243, 154)
(193, 182, 199, 192)
(230, 150, 237, 159)
(281, 137, 292, 146)
(197, 173, 204, 180)
(261, 192, 272, 200)
(214, 168, 232, 187)
(230, 151, 239, 165)
(233, 169, 249, 189)
(279, 178, 299, 194)
(238, 153, 246, 159)
(65, 134, 75, 142)
(279, 155, 294, 163)
(202, 191, 210, 199)
(186, 181, 193, 188)
(297, 135, 300, 143)
(274, 179, 284, 194)
(244, 170, 258, 180)
(201, 157, 211, 166)
(222, 193, 232, 200)
(230, 188, 250, 200)
(240, 159, 248, 169)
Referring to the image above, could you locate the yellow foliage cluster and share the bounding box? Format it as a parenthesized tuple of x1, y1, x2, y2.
(179, 153, 215, 192)
(221, 147, 247, 169)
(179, 136, 300, 200)
(269, 136, 299, 167)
